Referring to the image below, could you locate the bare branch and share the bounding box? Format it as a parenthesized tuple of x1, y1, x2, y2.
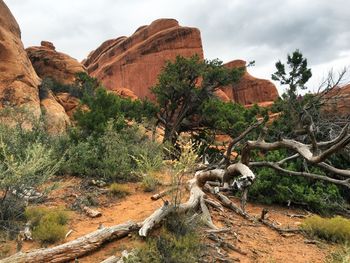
(225, 119, 264, 164)
(250, 161, 350, 188)
(317, 162, 350, 178)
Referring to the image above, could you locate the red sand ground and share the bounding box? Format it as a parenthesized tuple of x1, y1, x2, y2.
(1, 176, 338, 262)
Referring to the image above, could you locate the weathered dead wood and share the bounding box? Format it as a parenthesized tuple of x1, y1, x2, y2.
(150, 187, 176, 200)
(225, 119, 264, 164)
(242, 124, 350, 165)
(82, 206, 102, 218)
(139, 169, 225, 237)
(207, 233, 247, 255)
(0, 221, 138, 263)
(250, 161, 350, 188)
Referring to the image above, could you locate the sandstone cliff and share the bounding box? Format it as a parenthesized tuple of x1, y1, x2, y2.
(83, 19, 204, 100)
(219, 60, 279, 105)
(323, 84, 350, 116)
(0, 0, 41, 117)
(26, 41, 86, 85)
(0, 0, 73, 132)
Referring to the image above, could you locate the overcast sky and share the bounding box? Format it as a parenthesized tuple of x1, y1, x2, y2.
(5, 0, 350, 94)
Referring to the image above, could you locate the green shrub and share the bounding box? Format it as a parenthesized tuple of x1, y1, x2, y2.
(25, 207, 69, 244)
(0, 111, 65, 233)
(301, 216, 350, 243)
(65, 124, 163, 182)
(141, 175, 159, 192)
(33, 221, 67, 245)
(109, 183, 130, 198)
(126, 214, 202, 263)
(249, 150, 346, 214)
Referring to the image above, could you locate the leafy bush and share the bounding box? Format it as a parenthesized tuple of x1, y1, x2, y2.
(249, 150, 346, 214)
(25, 207, 69, 244)
(109, 183, 130, 198)
(301, 215, 350, 244)
(65, 123, 163, 182)
(0, 111, 65, 233)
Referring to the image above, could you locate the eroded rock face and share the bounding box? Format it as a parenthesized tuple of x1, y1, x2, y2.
(26, 41, 86, 85)
(40, 91, 71, 133)
(84, 19, 203, 100)
(323, 84, 350, 116)
(55, 92, 81, 117)
(220, 60, 279, 105)
(0, 0, 41, 117)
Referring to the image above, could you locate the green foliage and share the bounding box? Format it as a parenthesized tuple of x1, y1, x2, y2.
(272, 49, 312, 95)
(65, 123, 163, 182)
(74, 88, 126, 135)
(301, 216, 350, 244)
(39, 72, 98, 100)
(126, 214, 202, 263)
(152, 55, 244, 143)
(201, 98, 263, 138)
(25, 207, 69, 244)
(0, 108, 67, 234)
(109, 183, 130, 198)
(249, 150, 345, 214)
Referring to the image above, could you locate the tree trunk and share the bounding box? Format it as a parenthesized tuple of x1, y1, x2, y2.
(0, 222, 138, 263)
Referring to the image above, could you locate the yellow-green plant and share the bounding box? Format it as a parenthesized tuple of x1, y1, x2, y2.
(109, 183, 130, 198)
(325, 246, 350, 263)
(301, 215, 350, 243)
(25, 207, 69, 244)
(168, 137, 201, 207)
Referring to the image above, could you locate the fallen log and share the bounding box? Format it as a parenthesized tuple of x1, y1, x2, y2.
(0, 221, 138, 263)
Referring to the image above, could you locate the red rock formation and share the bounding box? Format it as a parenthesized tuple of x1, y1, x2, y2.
(323, 84, 350, 116)
(40, 91, 71, 133)
(0, 0, 41, 117)
(55, 92, 81, 118)
(219, 60, 279, 105)
(109, 88, 138, 101)
(26, 41, 86, 85)
(84, 19, 203, 100)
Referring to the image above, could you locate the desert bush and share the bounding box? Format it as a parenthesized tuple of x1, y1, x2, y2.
(301, 215, 350, 243)
(125, 214, 202, 263)
(141, 175, 160, 192)
(25, 207, 69, 244)
(65, 123, 163, 182)
(0, 112, 65, 233)
(109, 183, 130, 198)
(249, 150, 346, 214)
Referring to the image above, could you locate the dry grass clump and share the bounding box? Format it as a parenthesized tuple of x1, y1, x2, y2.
(25, 207, 69, 244)
(301, 215, 350, 243)
(109, 183, 130, 198)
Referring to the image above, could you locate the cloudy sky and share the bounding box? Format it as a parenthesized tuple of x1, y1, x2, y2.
(5, 0, 350, 94)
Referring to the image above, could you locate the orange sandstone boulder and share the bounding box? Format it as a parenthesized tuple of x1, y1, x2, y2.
(323, 84, 350, 116)
(84, 19, 203, 100)
(55, 92, 81, 118)
(40, 91, 71, 133)
(26, 41, 86, 85)
(220, 60, 279, 105)
(0, 0, 41, 117)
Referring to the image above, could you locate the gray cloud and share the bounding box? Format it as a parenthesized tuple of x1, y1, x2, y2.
(4, 0, 350, 92)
